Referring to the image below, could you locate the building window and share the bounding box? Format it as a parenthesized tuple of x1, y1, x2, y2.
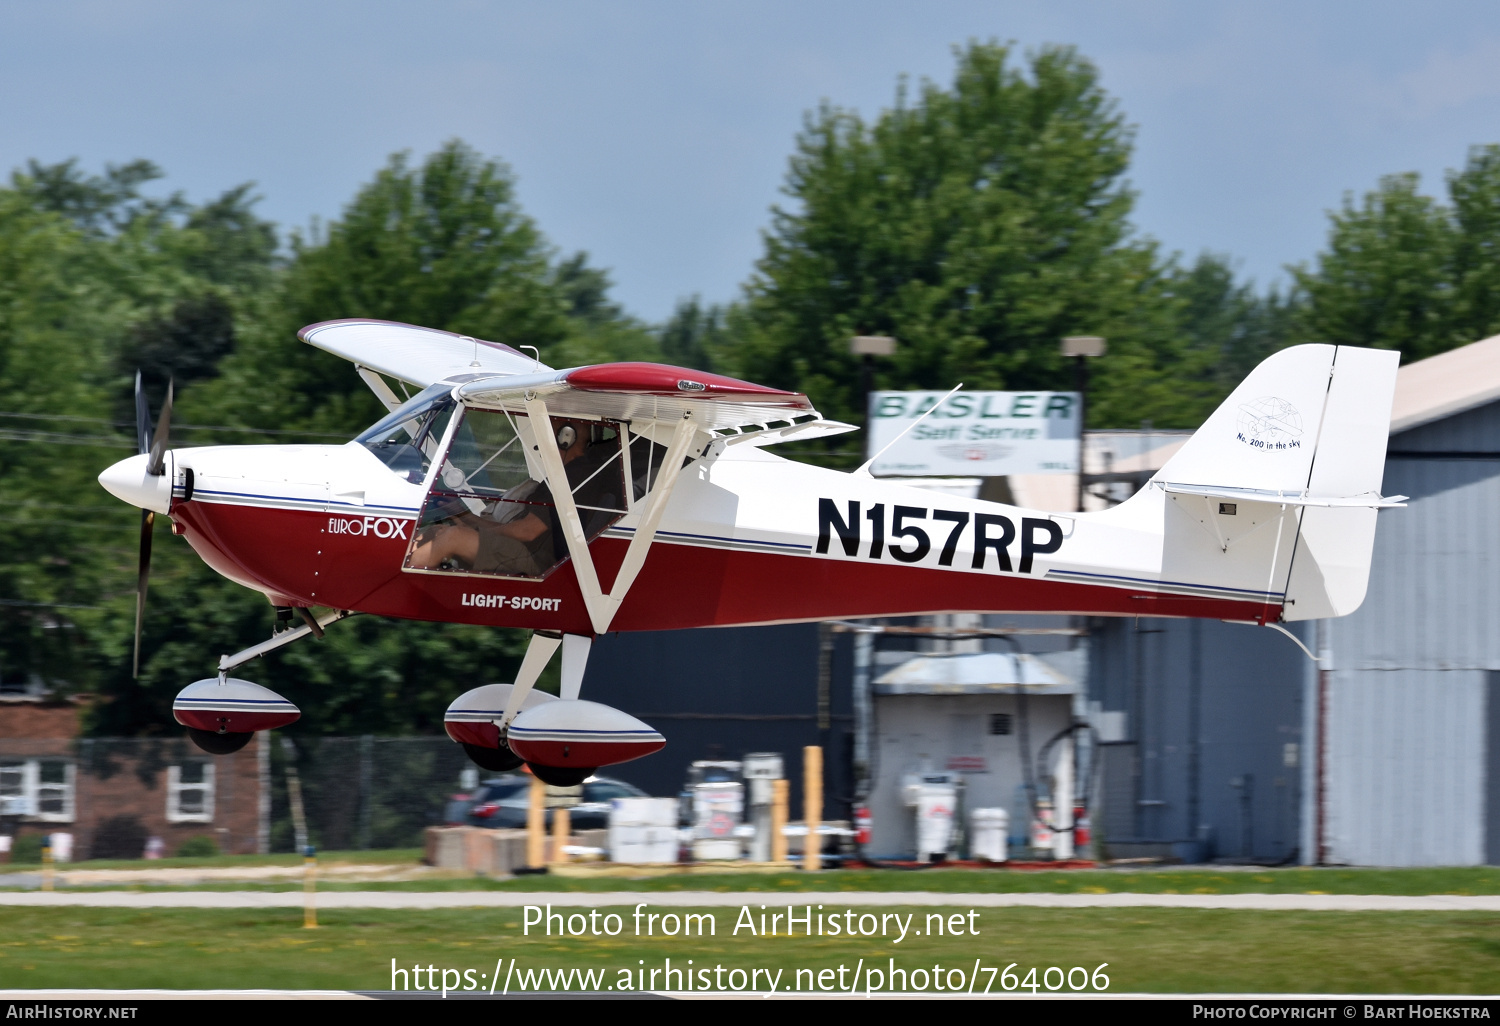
(989, 713, 1013, 736)
(0, 760, 75, 821)
(167, 763, 214, 823)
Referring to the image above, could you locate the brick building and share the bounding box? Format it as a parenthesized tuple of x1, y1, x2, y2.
(0, 696, 266, 860)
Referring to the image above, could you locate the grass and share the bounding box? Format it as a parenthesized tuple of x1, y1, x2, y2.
(0, 906, 1496, 994)
(15, 863, 1500, 896)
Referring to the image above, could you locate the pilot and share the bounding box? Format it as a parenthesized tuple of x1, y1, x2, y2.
(410, 419, 619, 576)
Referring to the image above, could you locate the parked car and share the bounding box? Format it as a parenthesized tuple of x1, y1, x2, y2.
(462, 774, 649, 830)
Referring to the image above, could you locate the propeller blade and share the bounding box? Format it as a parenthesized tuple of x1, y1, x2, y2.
(146, 378, 172, 477)
(133, 509, 154, 679)
(133, 371, 151, 456)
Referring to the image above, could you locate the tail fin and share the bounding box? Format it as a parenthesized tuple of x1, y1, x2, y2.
(1144, 344, 1400, 621)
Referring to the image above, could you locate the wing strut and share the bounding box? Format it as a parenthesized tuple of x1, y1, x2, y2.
(523, 397, 699, 635)
(497, 630, 563, 729)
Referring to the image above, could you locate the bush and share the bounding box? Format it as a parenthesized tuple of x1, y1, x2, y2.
(175, 835, 218, 858)
(8, 833, 43, 864)
(90, 815, 147, 860)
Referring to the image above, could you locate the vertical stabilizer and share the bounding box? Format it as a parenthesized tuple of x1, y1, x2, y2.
(1152, 344, 1337, 493)
(1282, 346, 1400, 620)
(1134, 343, 1400, 623)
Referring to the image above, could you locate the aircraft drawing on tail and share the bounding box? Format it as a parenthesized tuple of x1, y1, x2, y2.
(98, 320, 1403, 784)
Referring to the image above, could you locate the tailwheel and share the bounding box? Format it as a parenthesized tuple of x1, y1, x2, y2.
(462, 742, 524, 773)
(186, 728, 254, 755)
(526, 763, 593, 787)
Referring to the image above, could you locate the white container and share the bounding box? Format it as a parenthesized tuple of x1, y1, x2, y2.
(1031, 798, 1054, 854)
(970, 808, 1009, 862)
(915, 784, 956, 862)
(610, 797, 677, 827)
(47, 832, 72, 862)
(691, 783, 743, 860)
(608, 798, 678, 863)
(610, 825, 678, 864)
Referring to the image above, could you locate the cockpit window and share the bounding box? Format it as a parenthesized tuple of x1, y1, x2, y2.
(356, 383, 456, 483)
(404, 408, 627, 580)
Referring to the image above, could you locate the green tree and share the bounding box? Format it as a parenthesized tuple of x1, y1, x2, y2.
(1448, 145, 1500, 344)
(733, 41, 1202, 439)
(659, 297, 731, 372)
(1292, 173, 1456, 361)
(1292, 144, 1500, 362)
(1166, 253, 1299, 391)
(0, 188, 135, 692)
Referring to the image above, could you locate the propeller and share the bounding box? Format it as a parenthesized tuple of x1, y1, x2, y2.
(132, 372, 172, 679)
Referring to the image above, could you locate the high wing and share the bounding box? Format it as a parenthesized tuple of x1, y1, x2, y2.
(456, 363, 855, 447)
(300, 317, 856, 446)
(298, 319, 544, 391)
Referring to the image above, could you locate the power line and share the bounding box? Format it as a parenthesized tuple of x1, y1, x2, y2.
(0, 410, 351, 441)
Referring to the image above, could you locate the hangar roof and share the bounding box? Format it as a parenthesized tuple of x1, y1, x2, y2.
(1390, 333, 1500, 434)
(873, 652, 1075, 695)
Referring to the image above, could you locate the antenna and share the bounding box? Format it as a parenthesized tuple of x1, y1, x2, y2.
(521, 345, 540, 370)
(462, 336, 480, 368)
(852, 382, 963, 478)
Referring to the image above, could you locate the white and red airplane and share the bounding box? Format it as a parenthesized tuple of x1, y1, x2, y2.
(98, 320, 1403, 785)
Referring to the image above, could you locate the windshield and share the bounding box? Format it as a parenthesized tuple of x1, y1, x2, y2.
(355, 383, 456, 483)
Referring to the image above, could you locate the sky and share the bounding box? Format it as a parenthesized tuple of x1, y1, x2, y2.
(3, 1, 1500, 322)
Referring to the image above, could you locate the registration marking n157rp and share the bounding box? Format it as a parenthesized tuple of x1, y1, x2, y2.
(327, 516, 411, 540)
(462, 594, 561, 612)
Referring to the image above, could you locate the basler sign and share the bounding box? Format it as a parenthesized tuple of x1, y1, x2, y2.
(866, 391, 1081, 477)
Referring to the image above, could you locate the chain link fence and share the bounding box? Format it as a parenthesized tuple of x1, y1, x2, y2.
(269, 735, 471, 853)
(1, 734, 474, 858)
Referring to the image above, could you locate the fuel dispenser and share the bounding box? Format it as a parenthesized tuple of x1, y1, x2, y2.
(742, 752, 784, 862)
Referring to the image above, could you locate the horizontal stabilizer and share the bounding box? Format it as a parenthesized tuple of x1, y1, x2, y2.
(1160, 482, 1406, 509)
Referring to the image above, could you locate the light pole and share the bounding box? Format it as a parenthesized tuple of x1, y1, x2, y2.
(850, 335, 897, 423)
(1060, 336, 1106, 513)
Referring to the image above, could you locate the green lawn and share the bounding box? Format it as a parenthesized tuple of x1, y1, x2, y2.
(0, 906, 1496, 994)
(22, 864, 1500, 896)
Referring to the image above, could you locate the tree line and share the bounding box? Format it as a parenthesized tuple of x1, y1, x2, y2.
(2, 41, 1493, 733)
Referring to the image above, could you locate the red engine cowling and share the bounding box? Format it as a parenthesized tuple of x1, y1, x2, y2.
(172, 677, 300, 734)
(506, 699, 664, 770)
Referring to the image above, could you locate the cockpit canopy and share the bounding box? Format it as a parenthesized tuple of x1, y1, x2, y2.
(355, 383, 456, 483)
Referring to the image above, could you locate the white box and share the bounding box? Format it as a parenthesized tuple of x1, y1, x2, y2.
(609, 824, 677, 864)
(610, 797, 677, 827)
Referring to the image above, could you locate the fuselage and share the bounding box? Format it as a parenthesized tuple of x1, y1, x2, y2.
(122, 438, 1286, 634)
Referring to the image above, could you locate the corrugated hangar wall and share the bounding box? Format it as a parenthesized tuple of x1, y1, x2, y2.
(1087, 616, 1308, 862)
(1320, 399, 1500, 866)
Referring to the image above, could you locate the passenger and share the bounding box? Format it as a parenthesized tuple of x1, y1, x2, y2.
(409, 419, 620, 576)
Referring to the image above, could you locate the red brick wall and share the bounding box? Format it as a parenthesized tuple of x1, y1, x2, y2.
(1, 728, 265, 860)
(0, 702, 82, 739)
(69, 740, 263, 858)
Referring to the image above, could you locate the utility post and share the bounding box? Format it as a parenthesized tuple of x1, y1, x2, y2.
(1060, 336, 1106, 512)
(850, 335, 897, 427)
